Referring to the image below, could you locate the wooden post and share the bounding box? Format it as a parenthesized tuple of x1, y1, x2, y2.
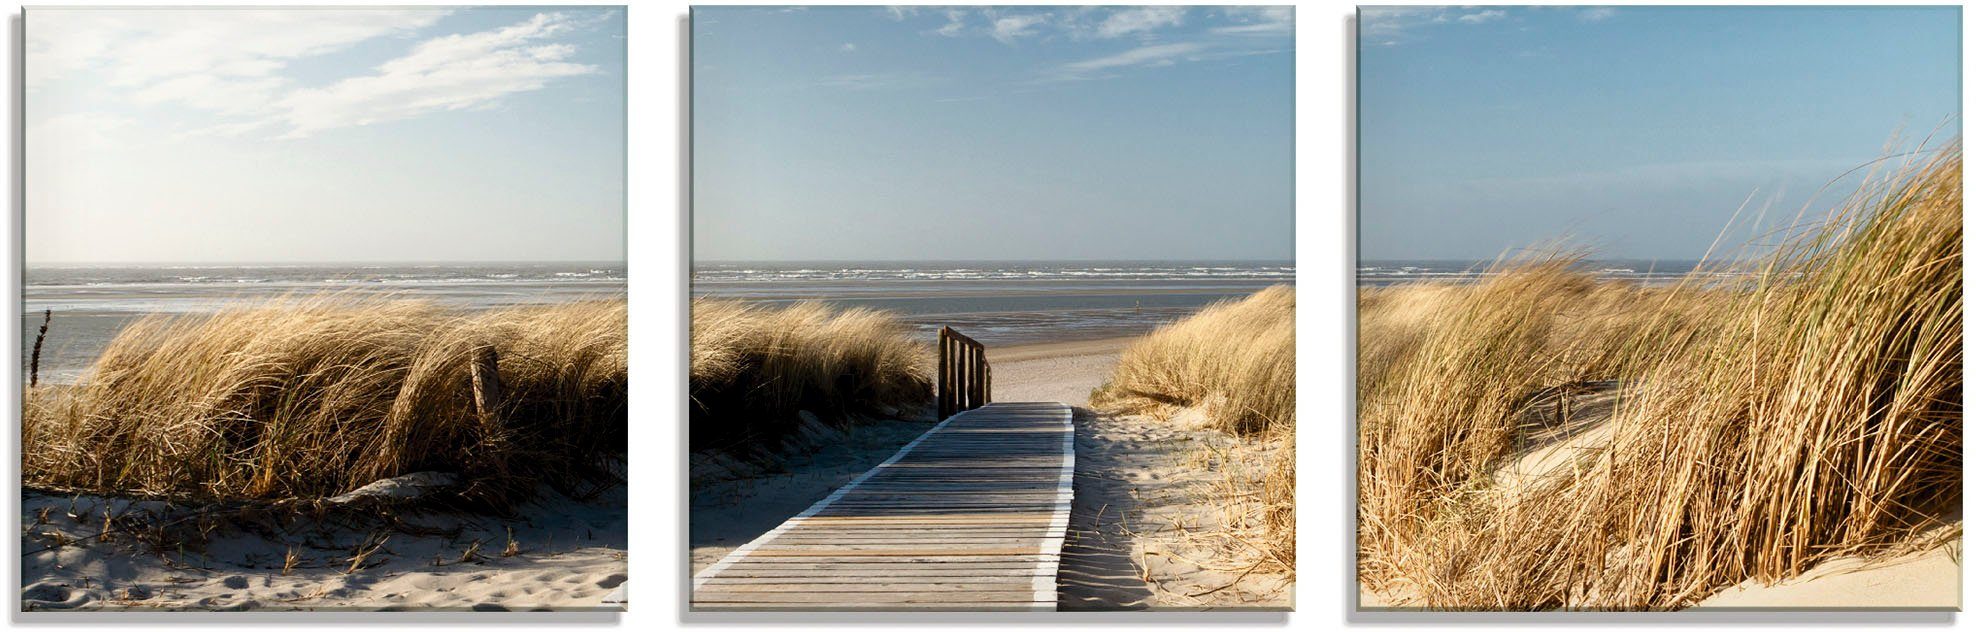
(937, 328, 951, 420)
(935, 327, 993, 417)
(470, 345, 504, 428)
(973, 352, 986, 408)
(963, 347, 975, 411)
(961, 342, 972, 411)
(967, 345, 979, 410)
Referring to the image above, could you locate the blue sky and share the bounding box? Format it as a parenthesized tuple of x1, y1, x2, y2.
(692, 6, 1294, 262)
(1359, 6, 1960, 262)
(26, 7, 625, 264)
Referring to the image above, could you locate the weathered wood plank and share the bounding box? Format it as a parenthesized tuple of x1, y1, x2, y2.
(693, 402, 1074, 612)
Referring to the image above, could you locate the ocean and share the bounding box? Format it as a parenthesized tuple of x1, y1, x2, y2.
(23, 263, 626, 384)
(692, 261, 1296, 348)
(1357, 259, 1709, 287)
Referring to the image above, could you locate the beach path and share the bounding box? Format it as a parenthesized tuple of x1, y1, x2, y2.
(691, 402, 1075, 611)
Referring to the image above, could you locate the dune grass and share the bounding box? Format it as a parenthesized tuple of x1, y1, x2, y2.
(1093, 285, 1296, 571)
(1357, 143, 1961, 609)
(21, 297, 627, 504)
(1094, 285, 1295, 436)
(689, 299, 931, 452)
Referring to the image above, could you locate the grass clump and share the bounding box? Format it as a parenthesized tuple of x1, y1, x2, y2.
(21, 297, 627, 504)
(689, 299, 931, 452)
(1094, 285, 1294, 435)
(1093, 285, 1296, 571)
(1358, 142, 1961, 609)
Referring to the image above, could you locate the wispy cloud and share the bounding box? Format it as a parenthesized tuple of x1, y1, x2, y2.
(1213, 7, 1293, 36)
(1051, 42, 1204, 80)
(1095, 7, 1186, 39)
(816, 71, 937, 91)
(276, 12, 604, 138)
(870, 7, 1287, 84)
(1579, 8, 1618, 22)
(990, 13, 1048, 45)
(1362, 6, 1517, 44)
(840, 42, 857, 53)
(30, 10, 612, 140)
(28, 9, 446, 89)
(933, 9, 967, 37)
(1360, 6, 1449, 39)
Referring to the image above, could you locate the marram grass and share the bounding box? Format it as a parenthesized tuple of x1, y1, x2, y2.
(689, 298, 931, 452)
(1357, 143, 1961, 609)
(22, 298, 627, 504)
(1093, 285, 1296, 570)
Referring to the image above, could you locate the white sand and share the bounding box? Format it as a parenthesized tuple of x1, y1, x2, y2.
(989, 337, 1134, 406)
(1697, 538, 1960, 609)
(1062, 408, 1293, 610)
(690, 337, 1293, 610)
(22, 481, 626, 611)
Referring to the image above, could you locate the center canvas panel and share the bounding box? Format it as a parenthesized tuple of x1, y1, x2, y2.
(687, 5, 1296, 612)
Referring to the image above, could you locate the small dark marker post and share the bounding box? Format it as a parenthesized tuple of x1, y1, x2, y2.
(30, 309, 51, 388)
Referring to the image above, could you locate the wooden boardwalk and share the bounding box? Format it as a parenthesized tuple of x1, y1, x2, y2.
(692, 402, 1075, 611)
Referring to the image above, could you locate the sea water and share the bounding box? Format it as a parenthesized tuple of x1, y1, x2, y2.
(693, 261, 1296, 348)
(22, 263, 626, 384)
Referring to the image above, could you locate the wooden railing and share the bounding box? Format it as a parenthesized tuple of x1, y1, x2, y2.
(937, 326, 991, 419)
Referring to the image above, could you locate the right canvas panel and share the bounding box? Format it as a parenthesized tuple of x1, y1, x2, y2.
(1356, 5, 1962, 611)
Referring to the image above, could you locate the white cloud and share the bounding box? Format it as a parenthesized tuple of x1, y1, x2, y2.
(840, 42, 857, 52)
(28, 9, 445, 89)
(885, 6, 918, 22)
(1095, 7, 1186, 39)
(28, 8, 447, 120)
(275, 12, 600, 138)
(816, 71, 935, 91)
(1457, 10, 1506, 25)
(884, 7, 1284, 83)
(991, 14, 1048, 45)
(934, 9, 967, 37)
(1052, 42, 1203, 80)
(1579, 8, 1618, 22)
(29, 9, 608, 140)
(1360, 7, 1449, 39)
(1213, 7, 1293, 36)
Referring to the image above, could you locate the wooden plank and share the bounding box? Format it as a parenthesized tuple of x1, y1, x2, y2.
(698, 581, 1038, 592)
(694, 591, 1042, 603)
(693, 402, 1073, 612)
(693, 602, 1052, 611)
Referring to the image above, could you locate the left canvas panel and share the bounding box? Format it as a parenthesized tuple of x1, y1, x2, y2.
(22, 6, 628, 611)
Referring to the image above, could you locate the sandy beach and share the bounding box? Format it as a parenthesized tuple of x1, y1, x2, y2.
(689, 336, 1294, 610)
(21, 480, 626, 611)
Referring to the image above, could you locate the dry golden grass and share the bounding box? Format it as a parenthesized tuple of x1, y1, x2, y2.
(689, 299, 931, 452)
(1095, 285, 1294, 435)
(1357, 143, 1961, 609)
(22, 297, 627, 504)
(1094, 285, 1295, 571)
